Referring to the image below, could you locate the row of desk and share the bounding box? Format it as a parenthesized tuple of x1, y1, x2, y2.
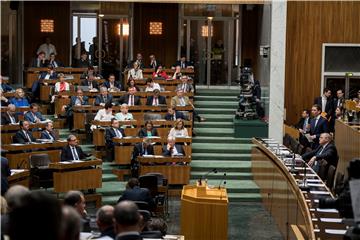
(252, 138, 348, 239)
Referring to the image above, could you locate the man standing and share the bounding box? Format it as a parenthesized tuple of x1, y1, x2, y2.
(308, 104, 328, 149)
(314, 87, 333, 118)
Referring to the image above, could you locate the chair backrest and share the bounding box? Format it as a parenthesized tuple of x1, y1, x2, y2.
(133, 201, 150, 211)
(139, 174, 158, 198)
(145, 172, 167, 186)
(29, 153, 51, 168)
(86, 113, 97, 124)
(283, 134, 291, 148)
(138, 209, 151, 223)
(143, 113, 162, 121)
(326, 165, 336, 189)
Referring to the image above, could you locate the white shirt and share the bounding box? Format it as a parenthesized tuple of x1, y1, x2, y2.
(37, 43, 57, 60)
(114, 112, 133, 121)
(128, 68, 143, 80)
(168, 128, 188, 138)
(314, 116, 320, 128)
(54, 82, 70, 93)
(321, 96, 327, 112)
(145, 83, 161, 92)
(94, 109, 114, 121)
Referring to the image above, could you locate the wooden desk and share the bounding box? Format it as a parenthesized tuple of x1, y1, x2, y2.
(2, 141, 67, 169)
(138, 156, 191, 185)
(252, 138, 348, 239)
(334, 120, 360, 180)
(180, 184, 228, 240)
(8, 169, 30, 188)
(49, 159, 102, 193)
(1, 106, 30, 113)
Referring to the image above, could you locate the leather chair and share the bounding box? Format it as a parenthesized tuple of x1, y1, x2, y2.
(28, 153, 53, 189)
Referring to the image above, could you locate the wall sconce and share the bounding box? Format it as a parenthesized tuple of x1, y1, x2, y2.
(149, 22, 162, 35)
(117, 23, 129, 36)
(201, 25, 213, 37)
(40, 19, 54, 33)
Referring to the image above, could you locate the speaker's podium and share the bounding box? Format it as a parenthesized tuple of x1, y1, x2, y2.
(180, 183, 228, 240)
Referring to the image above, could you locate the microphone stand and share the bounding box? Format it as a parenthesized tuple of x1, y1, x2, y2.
(299, 160, 310, 191)
(218, 173, 227, 190)
(289, 152, 299, 174)
(198, 168, 217, 186)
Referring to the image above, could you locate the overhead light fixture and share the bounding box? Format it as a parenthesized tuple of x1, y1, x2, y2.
(40, 19, 54, 33)
(149, 22, 163, 35)
(201, 25, 213, 37)
(98, 14, 104, 18)
(117, 23, 129, 36)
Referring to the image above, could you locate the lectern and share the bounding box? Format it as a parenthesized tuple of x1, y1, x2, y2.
(180, 184, 228, 240)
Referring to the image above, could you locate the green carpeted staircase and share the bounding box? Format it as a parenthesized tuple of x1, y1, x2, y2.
(191, 87, 261, 202)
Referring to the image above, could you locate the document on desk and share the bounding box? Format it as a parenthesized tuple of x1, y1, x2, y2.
(320, 218, 343, 223)
(310, 190, 331, 195)
(10, 169, 25, 175)
(325, 229, 347, 235)
(316, 208, 338, 213)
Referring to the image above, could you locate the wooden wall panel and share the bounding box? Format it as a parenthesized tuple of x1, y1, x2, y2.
(24, 2, 70, 67)
(133, 3, 178, 68)
(285, 1, 360, 125)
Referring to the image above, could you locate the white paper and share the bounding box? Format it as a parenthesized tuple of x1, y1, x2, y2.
(320, 218, 343, 223)
(316, 208, 338, 213)
(325, 229, 347, 235)
(310, 191, 331, 195)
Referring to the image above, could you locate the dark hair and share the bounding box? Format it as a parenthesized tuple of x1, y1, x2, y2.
(114, 201, 140, 226)
(127, 178, 140, 189)
(302, 109, 310, 115)
(30, 103, 39, 109)
(146, 78, 153, 84)
(104, 102, 113, 110)
(9, 191, 62, 240)
(38, 51, 45, 56)
(147, 218, 167, 236)
(144, 120, 153, 127)
(111, 118, 118, 124)
(108, 73, 115, 78)
(312, 104, 322, 112)
(323, 87, 331, 93)
(61, 206, 81, 240)
(63, 190, 83, 207)
(337, 89, 344, 94)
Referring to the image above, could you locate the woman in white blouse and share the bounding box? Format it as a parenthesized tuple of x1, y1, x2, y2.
(168, 119, 188, 137)
(127, 62, 143, 80)
(94, 102, 114, 121)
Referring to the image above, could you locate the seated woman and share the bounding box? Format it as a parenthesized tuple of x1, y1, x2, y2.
(152, 65, 169, 79)
(126, 78, 141, 92)
(94, 102, 114, 121)
(127, 62, 143, 80)
(144, 78, 161, 92)
(138, 120, 158, 138)
(51, 73, 70, 103)
(9, 88, 30, 107)
(172, 65, 182, 80)
(168, 119, 189, 138)
(115, 104, 134, 121)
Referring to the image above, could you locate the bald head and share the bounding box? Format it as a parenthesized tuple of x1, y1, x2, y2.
(96, 205, 114, 230)
(114, 201, 141, 234)
(5, 185, 30, 210)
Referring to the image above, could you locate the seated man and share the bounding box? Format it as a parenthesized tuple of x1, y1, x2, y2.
(172, 65, 182, 80)
(13, 120, 36, 143)
(32, 65, 58, 99)
(146, 89, 166, 106)
(131, 138, 154, 177)
(47, 52, 63, 68)
(117, 178, 155, 210)
(63, 88, 89, 130)
(40, 122, 58, 141)
(144, 78, 161, 92)
(1, 104, 18, 124)
(105, 118, 126, 160)
(81, 75, 99, 92)
(95, 205, 116, 239)
(0, 76, 14, 93)
(302, 133, 339, 173)
(171, 88, 190, 107)
(30, 51, 46, 68)
(24, 103, 46, 123)
(119, 87, 141, 106)
(113, 201, 142, 240)
(63, 190, 90, 232)
(103, 73, 122, 92)
(177, 75, 194, 93)
(75, 51, 90, 68)
(162, 136, 184, 157)
(95, 87, 113, 106)
(164, 106, 185, 121)
(172, 56, 193, 69)
(149, 54, 161, 69)
(61, 134, 90, 161)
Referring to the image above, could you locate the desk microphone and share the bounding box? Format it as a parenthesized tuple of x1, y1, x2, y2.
(199, 168, 217, 186)
(218, 173, 227, 190)
(289, 152, 299, 174)
(299, 160, 310, 191)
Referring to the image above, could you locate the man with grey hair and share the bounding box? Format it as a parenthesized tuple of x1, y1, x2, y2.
(61, 134, 90, 161)
(95, 87, 113, 106)
(4, 185, 30, 211)
(162, 136, 184, 157)
(96, 205, 116, 239)
(114, 201, 142, 240)
(302, 132, 339, 173)
(1, 104, 18, 124)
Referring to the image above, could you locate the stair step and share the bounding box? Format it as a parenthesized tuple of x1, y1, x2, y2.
(102, 173, 118, 182)
(191, 153, 251, 161)
(227, 193, 262, 202)
(97, 181, 126, 196)
(190, 160, 251, 170)
(200, 114, 234, 122)
(192, 143, 252, 154)
(192, 137, 250, 144)
(195, 95, 238, 102)
(196, 108, 235, 115)
(194, 122, 233, 128)
(189, 179, 259, 193)
(102, 196, 120, 206)
(196, 89, 240, 96)
(191, 171, 253, 180)
(195, 101, 238, 109)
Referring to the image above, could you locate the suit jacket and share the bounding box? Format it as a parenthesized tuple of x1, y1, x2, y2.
(176, 83, 194, 93)
(61, 145, 89, 161)
(40, 130, 58, 140)
(0, 83, 13, 92)
(171, 96, 190, 107)
(120, 94, 141, 106)
(149, 60, 161, 69)
(81, 79, 99, 90)
(332, 98, 345, 111)
(1, 157, 11, 195)
(145, 96, 166, 106)
(162, 144, 184, 156)
(30, 58, 47, 68)
(70, 95, 89, 106)
(164, 111, 185, 121)
(132, 143, 154, 159)
(117, 186, 155, 209)
(296, 117, 310, 131)
(314, 96, 333, 116)
(103, 81, 122, 90)
(75, 59, 90, 68)
(309, 117, 328, 148)
(13, 130, 36, 143)
(105, 127, 126, 147)
(24, 111, 46, 123)
(39, 72, 57, 80)
(138, 128, 158, 138)
(174, 60, 193, 68)
(46, 60, 63, 68)
(115, 233, 142, 240)
(302, 143, 338, 167)
(95, 94, 113, 106)
(1, 112, 19, 125)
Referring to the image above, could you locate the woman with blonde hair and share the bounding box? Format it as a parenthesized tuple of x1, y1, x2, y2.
(168, 119, 188, 137)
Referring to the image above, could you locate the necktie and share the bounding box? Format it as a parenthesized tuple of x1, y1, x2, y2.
(103, 96, 107, 103)
(314, 117, 319, 128)
(131, 96, 134, 106)
(71, 147, 79, 160)
(180, 98, 185, 106)
(303, 119, 308, 131)
(182, 62, 185, 68)
(182, 83, 186, 91)
(317, 146, 325, 156)
(48, 131, 54, 140)
(24, 131, 32, 142)
(8, 113, 15, 124)
(115, 128, 122, 138)
(173, 113, 176, 121)
(32, 113, 38, 122)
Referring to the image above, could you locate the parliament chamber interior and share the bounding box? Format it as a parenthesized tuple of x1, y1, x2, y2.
(1, 1, 360, 240)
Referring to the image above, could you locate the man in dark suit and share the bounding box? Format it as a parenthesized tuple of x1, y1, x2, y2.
(131, 138, 154, 177)
(314, 87, 333, 118)
(81, 75, 99, 91)
(30, 51, 46, 68)
(128, 53, 145, 69)
(173, 56, 193, 69)
(105, 119, 126, 161)
(47, 53, 63, 68)
(148, 54, 161, 69)
(120, 87, 141, 106)
(40, 122, 58, 141)
(146, 89, 166, 106)
(1, 157, 11, 195)
(95, 87, 113, 106)
(61, 135, 90, 161)
(13, 120, 36, 143)
(164, 106, 185, 121)
(75, 52, 90, 68)
(24, 103, 46, 123)
(31, 65, 57, 97)
(296, 109, 311, 148)
(162, 136, 184, 156)
(95, 205, 116, 239)
(103, 74, 122, 92)
(0, 76, 14, 93)
(114, 201, 142, 240)
(176, 75, 194, 93)
(309, 104, 329, 149)
(1, 104, 18, 125)
(302, 133, 339, 173)
(117, 178, 155, 210)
